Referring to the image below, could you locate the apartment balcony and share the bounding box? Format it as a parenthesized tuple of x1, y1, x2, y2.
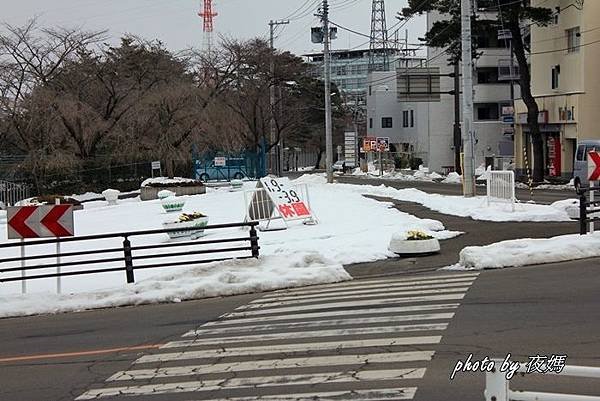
(474, 83, 512, 103)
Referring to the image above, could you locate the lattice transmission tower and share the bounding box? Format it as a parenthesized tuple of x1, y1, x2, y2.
(368, 0, 390, 72)
(198, 0, 218, 52)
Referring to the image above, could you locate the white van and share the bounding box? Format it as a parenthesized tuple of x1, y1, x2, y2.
(574, 140, 600, 190)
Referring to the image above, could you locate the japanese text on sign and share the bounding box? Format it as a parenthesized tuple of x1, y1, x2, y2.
(259, 177, 313, 221)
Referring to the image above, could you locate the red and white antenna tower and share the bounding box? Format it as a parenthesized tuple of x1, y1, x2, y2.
(198, 0, 218, 52)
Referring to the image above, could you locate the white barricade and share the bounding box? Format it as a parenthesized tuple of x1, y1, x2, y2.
(485, 359, 600, 401)
(487, 170, 516, 211)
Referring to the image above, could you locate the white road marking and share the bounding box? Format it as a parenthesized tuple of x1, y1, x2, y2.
(109, 350, 435, 381)
(183, 387, 418, 401)
(255, 281, 475, 303)
(211, 303, 460, 327)
(179, 322, 447, 344)
(243, 287, 470, 309)
(268, 273, 480, 294)
(226, 294, 466, 318)
(186, 312, 455, 336)
(260, 277, 477, 299)
(150, 335, 442, 360)
(76, 369, 426, 400)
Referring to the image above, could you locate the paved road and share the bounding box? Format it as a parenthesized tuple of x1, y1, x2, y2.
(2, 264, 598, 401)
(334, 176, 575, 205)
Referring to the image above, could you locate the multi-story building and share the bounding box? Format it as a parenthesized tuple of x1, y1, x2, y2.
(514, 0, 598, 180)
(424, 10, 518, 173)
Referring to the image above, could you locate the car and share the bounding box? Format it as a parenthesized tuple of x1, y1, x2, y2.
(332, 160, 356, 172)
(574, 140, 600, 190)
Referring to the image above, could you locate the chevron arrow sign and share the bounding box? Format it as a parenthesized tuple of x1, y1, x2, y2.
(7, 205, 74, 239)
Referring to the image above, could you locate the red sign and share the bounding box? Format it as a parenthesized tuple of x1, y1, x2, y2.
(7, 205, 74, 239)
(362, 136, 376, 152)
(588, 151, 600, 181)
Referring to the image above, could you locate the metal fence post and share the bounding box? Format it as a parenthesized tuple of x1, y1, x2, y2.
(123, 236, 135, 283)
(484, 365, 509, 401)
(249, 225, 260, 258)
(580, 191, 587, 235)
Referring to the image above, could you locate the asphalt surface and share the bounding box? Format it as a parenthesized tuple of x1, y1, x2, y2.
(1, 264, 598, 401)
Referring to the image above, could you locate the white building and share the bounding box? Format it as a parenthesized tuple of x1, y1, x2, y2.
(424, 11, 518, 172)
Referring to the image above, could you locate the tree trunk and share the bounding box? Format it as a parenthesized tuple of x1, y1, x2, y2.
(314, 149, 324, 170)
(510, 19, 544, 182)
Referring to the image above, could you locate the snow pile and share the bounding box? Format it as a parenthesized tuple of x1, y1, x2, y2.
(516, 179, 575, 191)
(0, 176, 461, 317)
(443, 172, 462, 184)
(0, 254, 350, 318)
(448, 232, 600, 270)
(295, 176, 571, 222)
(141, 176, 198, 187)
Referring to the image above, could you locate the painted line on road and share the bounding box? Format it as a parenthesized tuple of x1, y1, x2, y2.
(255, 280, 473, 304)
(77, 369, 425, 400)
(212, 303, 460, 327)
(0, 344, 164, 363)
(187, 313, 455, 336)
(261, 277, 477, 299)
(182, 387, 418, 401)
(244, 287, 470, 309)
(109, 350, 435, 381)
(268, 272, 480, 294)
(150, 336, 442, 360)
(179, 323, 448, 344)
(226, 293, 466, 318)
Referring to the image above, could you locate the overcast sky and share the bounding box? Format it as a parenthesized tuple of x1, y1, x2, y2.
(1, 0, 426, 55)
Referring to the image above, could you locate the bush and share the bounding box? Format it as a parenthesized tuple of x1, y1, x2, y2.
(409, 157, 423, 170)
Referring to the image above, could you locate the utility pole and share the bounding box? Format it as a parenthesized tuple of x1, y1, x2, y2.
(269, 19, 289, 176)
(453, 63, 462, 175)
(461, 0, 475, 196)
(322, 0, 334, 183)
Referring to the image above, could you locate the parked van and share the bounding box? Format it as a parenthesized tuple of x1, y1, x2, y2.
(574, 140, 600, 189)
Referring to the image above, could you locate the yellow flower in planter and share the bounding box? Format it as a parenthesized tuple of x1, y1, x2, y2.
(178, 212, 207, 222)
(406, 230, 434, 241)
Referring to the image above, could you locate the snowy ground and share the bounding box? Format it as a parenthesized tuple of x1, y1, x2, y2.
(0, 177, 461, 317)
(445, 232, 600, 270)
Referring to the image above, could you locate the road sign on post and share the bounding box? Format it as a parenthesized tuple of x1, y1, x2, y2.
(7, 205, 74, 239)
(376, 137, 390, 152)
(588, 151, 600, 181)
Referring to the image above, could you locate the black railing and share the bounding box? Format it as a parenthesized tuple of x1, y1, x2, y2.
(0, 222, 260, 284)
(577, 186, 600, 235)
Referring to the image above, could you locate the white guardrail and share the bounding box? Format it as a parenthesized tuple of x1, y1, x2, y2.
(485, 359, 600, 401)
(487, 170, 516, 211)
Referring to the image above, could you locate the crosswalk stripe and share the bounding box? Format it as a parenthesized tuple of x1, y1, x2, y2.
(212, 303, 460, 327)
(183, 387, 418, 401)
(227, 294, 466, 318)
(76, 369, 426, 400)
(108, 350, 435, 381)
(261, 277, 477, 299)
(186, 313, 455, 336)
(255, 281, 475, 303)
(268, 273, 479, 294)
(245, 287, 470, 309)
(151, 336, 442, 359)
(179, 322, 448, 344)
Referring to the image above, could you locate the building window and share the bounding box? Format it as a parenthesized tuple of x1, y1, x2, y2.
(368, 85, 372, 96)
(402, 110, 409, 127)
(567, 27, 581, 53)
(477, 67, 500, 84)
(382, 117, 393, 128)
(551, 65, 560, 89)
(410, 110, 414, 127)
(369, 118, 373, 129)
(475, 103, 500, 121)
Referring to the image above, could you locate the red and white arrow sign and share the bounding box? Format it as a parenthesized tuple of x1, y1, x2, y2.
(7, 205, 74, 239)
(588, 151, 600, 181)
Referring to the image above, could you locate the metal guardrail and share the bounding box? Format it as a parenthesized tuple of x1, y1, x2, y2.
(0, 179, 29, 208)
(487, 170, 516, 211)
(0, 222, 260, 286)
(485, 359, 600, 401)
(577, 185, 600, 235)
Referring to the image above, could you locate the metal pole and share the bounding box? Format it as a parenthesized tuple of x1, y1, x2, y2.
(461, 0, 475, 196)
(269, 19, 289, 177)
(55, 198, 62, 294)
(20, 239, 26, 294)
(590, 186, 595, 234)
(322, 0, 334, 184)
(453, 63, 462, 174)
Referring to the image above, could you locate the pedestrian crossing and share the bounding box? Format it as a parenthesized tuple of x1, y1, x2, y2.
(76, 272, 479, 401)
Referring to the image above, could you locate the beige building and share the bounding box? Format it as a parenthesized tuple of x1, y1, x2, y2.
(514, 0, 599, 179)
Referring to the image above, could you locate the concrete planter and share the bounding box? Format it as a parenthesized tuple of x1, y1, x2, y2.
(160, 197, 186, 213)
(102, 189, 120, 205)
(162, 216, 209, 240)
(389, 238, 440, 255)
(141, 185, 206, 201)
